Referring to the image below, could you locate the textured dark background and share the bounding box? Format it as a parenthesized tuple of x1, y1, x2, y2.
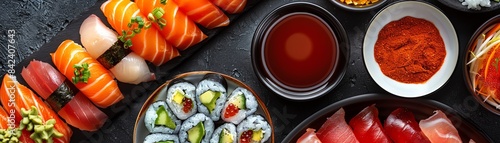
(1, 0, 500, 142)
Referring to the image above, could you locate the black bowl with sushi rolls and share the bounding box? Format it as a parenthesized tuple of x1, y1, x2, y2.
(133, 71, 274, 143)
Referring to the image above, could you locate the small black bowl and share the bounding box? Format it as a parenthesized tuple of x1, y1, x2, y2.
(251, 2, 349, 101)
(463, 14, 500, 116)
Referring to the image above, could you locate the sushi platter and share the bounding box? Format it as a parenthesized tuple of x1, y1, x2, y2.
(1, 0, 500, 142)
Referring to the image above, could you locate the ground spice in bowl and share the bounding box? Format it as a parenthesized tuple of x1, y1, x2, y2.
(374, 16, 446, 83)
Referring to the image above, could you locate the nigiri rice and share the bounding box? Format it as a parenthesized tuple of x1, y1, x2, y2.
(459, 0, 491, 10)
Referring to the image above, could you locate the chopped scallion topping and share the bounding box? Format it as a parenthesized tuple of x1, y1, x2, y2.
(72, 63, 90, 84)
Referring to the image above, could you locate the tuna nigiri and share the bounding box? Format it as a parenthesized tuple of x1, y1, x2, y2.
(173, 0, 230, 29)
(136, 0, 207, 50)
(384, 108, 430, 143)
(419, 110, 462, 143)
(211, 0, 247, 14)
(0, 106, 34, 143)
(316, 108, 360, 143)
(297, 128, 322, 143)
(21, 60, 108, 131)
(80, 14, 155, 84)
(101, 0, 180, 66)
(0, 75, 72, 143)
(348, 105, 391, 143)
(51, 40, 124, 108)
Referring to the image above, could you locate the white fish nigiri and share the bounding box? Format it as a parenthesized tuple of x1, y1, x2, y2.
(419, 110, 462, 143)
(80, 14, 154, 84)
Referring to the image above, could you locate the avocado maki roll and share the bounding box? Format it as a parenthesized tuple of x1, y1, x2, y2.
(221, 87, 258, 124)
(144, 133, 180, 143)
(196, 73, 228, 121)
(179, 113, 215, 143)
(236, 115, 271, 143)
(145, 101, 182, 134)
(166, 79, 197, 120)
(209, 123, 237, 143)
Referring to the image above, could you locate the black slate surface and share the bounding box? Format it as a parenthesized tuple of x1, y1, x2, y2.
(1, 0, 500, 142)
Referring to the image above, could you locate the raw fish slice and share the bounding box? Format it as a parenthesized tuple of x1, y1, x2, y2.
(348, 104, 391, 143)
(173, 0, 230, 29)
(316, 108, 360, 143)
(21, 60, 108, 131)
(101, 0, 180, 66)
(297, 128, 322, 143)
(384, 108, 430, 143)
(211, 0, 247, 14)
(0, 75, 72, 143)
(80, 14, 155, 84)
(136, 0, 207, 50)
(419, 110, 462, 143)
(0, 106, 34, 143)
(51, 40, 124, 108)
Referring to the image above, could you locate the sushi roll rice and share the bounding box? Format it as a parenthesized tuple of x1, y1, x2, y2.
(167, 79, 198, 120)
(145, 101, 182, 134)
(196, 74, 228, 121)
(144, 133, 180, 143)
(179, 113, 215, 143)
(237, 115, 271, 143)
(210, 123, 237, 143)
(221, 87, 258, 124)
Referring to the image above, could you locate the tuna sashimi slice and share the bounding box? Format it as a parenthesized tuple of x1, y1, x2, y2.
(317, 108, 360, 143)
(419, 110, 462, 143)
(384, 108, 430, 143)
(22, 60, 108, 131)
(297, 128, 322, 143)
(349, 104, 391, 143)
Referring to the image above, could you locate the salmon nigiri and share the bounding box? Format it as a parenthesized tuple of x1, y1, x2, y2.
(22, 60, 108, 131)
(349, 105, 391, 143)
(136, 0, 207, 50)
(0, 106, 34, 143)
(0, 75, 72, 143)
(173, 0, 230, 29)
(419, 110, 462, 143)
(211, 0, 247, 14)
(101, 0, 180, 66)
(316, 108, 360, 143)
(80, 14, 155, 84)
(51, 40, 124, 108)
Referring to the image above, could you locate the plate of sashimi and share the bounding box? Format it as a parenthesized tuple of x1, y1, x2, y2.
(133, 71, 274, 143)
(283, 93, 492, 143)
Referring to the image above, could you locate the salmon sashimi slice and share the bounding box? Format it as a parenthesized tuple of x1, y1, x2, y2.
(136, 0, 207, 50)
(21, 60, 108, 131)
(316, 108, 360, 143)
(297, 128, 322, 143)
(211, 0, 247, 14)
(51, 40, 124, 108)
(0, 106, 34, 143)
(0, 75, 72, 143)
(348, 105, 392, 143)
(101, 0, 180, 66)
(384, 108, 431, 143)
(173, 0, 230, 29)
(419, 110, 462, 143)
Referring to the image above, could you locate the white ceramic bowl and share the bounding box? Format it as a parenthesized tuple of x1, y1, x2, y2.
(363, 1, 458, 98)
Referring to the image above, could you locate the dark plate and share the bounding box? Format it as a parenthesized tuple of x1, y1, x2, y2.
(282, 93, 492, 143)
(437, 0, 500, 13)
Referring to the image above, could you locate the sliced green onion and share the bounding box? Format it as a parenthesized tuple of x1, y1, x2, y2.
(160, 0, 167, 5)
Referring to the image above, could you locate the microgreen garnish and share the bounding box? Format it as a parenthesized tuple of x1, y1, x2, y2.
(148, 7, 167, 29)
(493, 57, 500, 71)
(160, 0, 167, 5)
(72, 63, 90, 84)
(117, 16, 152, 48)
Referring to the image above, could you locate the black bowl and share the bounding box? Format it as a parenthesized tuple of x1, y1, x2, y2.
(463, 14, 500, 116)
(282, 93, 492, 142)
(251, 2, 349, 101)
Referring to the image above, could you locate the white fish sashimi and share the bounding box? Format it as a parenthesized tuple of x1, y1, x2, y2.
(419, 110, 462, 143)
(80, 14, 155, 84)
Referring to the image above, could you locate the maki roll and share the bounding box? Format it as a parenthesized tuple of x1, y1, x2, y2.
(145, 101, 182, 134)
(209, 123, 237, 143)
(179, 113, 215, 143)
(237, 115, 271, 143)
(166, 79, 197, 120)
(221, 87, 258, 124)
(196, 73, 228, 121)
(144, 133, 180, 143)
